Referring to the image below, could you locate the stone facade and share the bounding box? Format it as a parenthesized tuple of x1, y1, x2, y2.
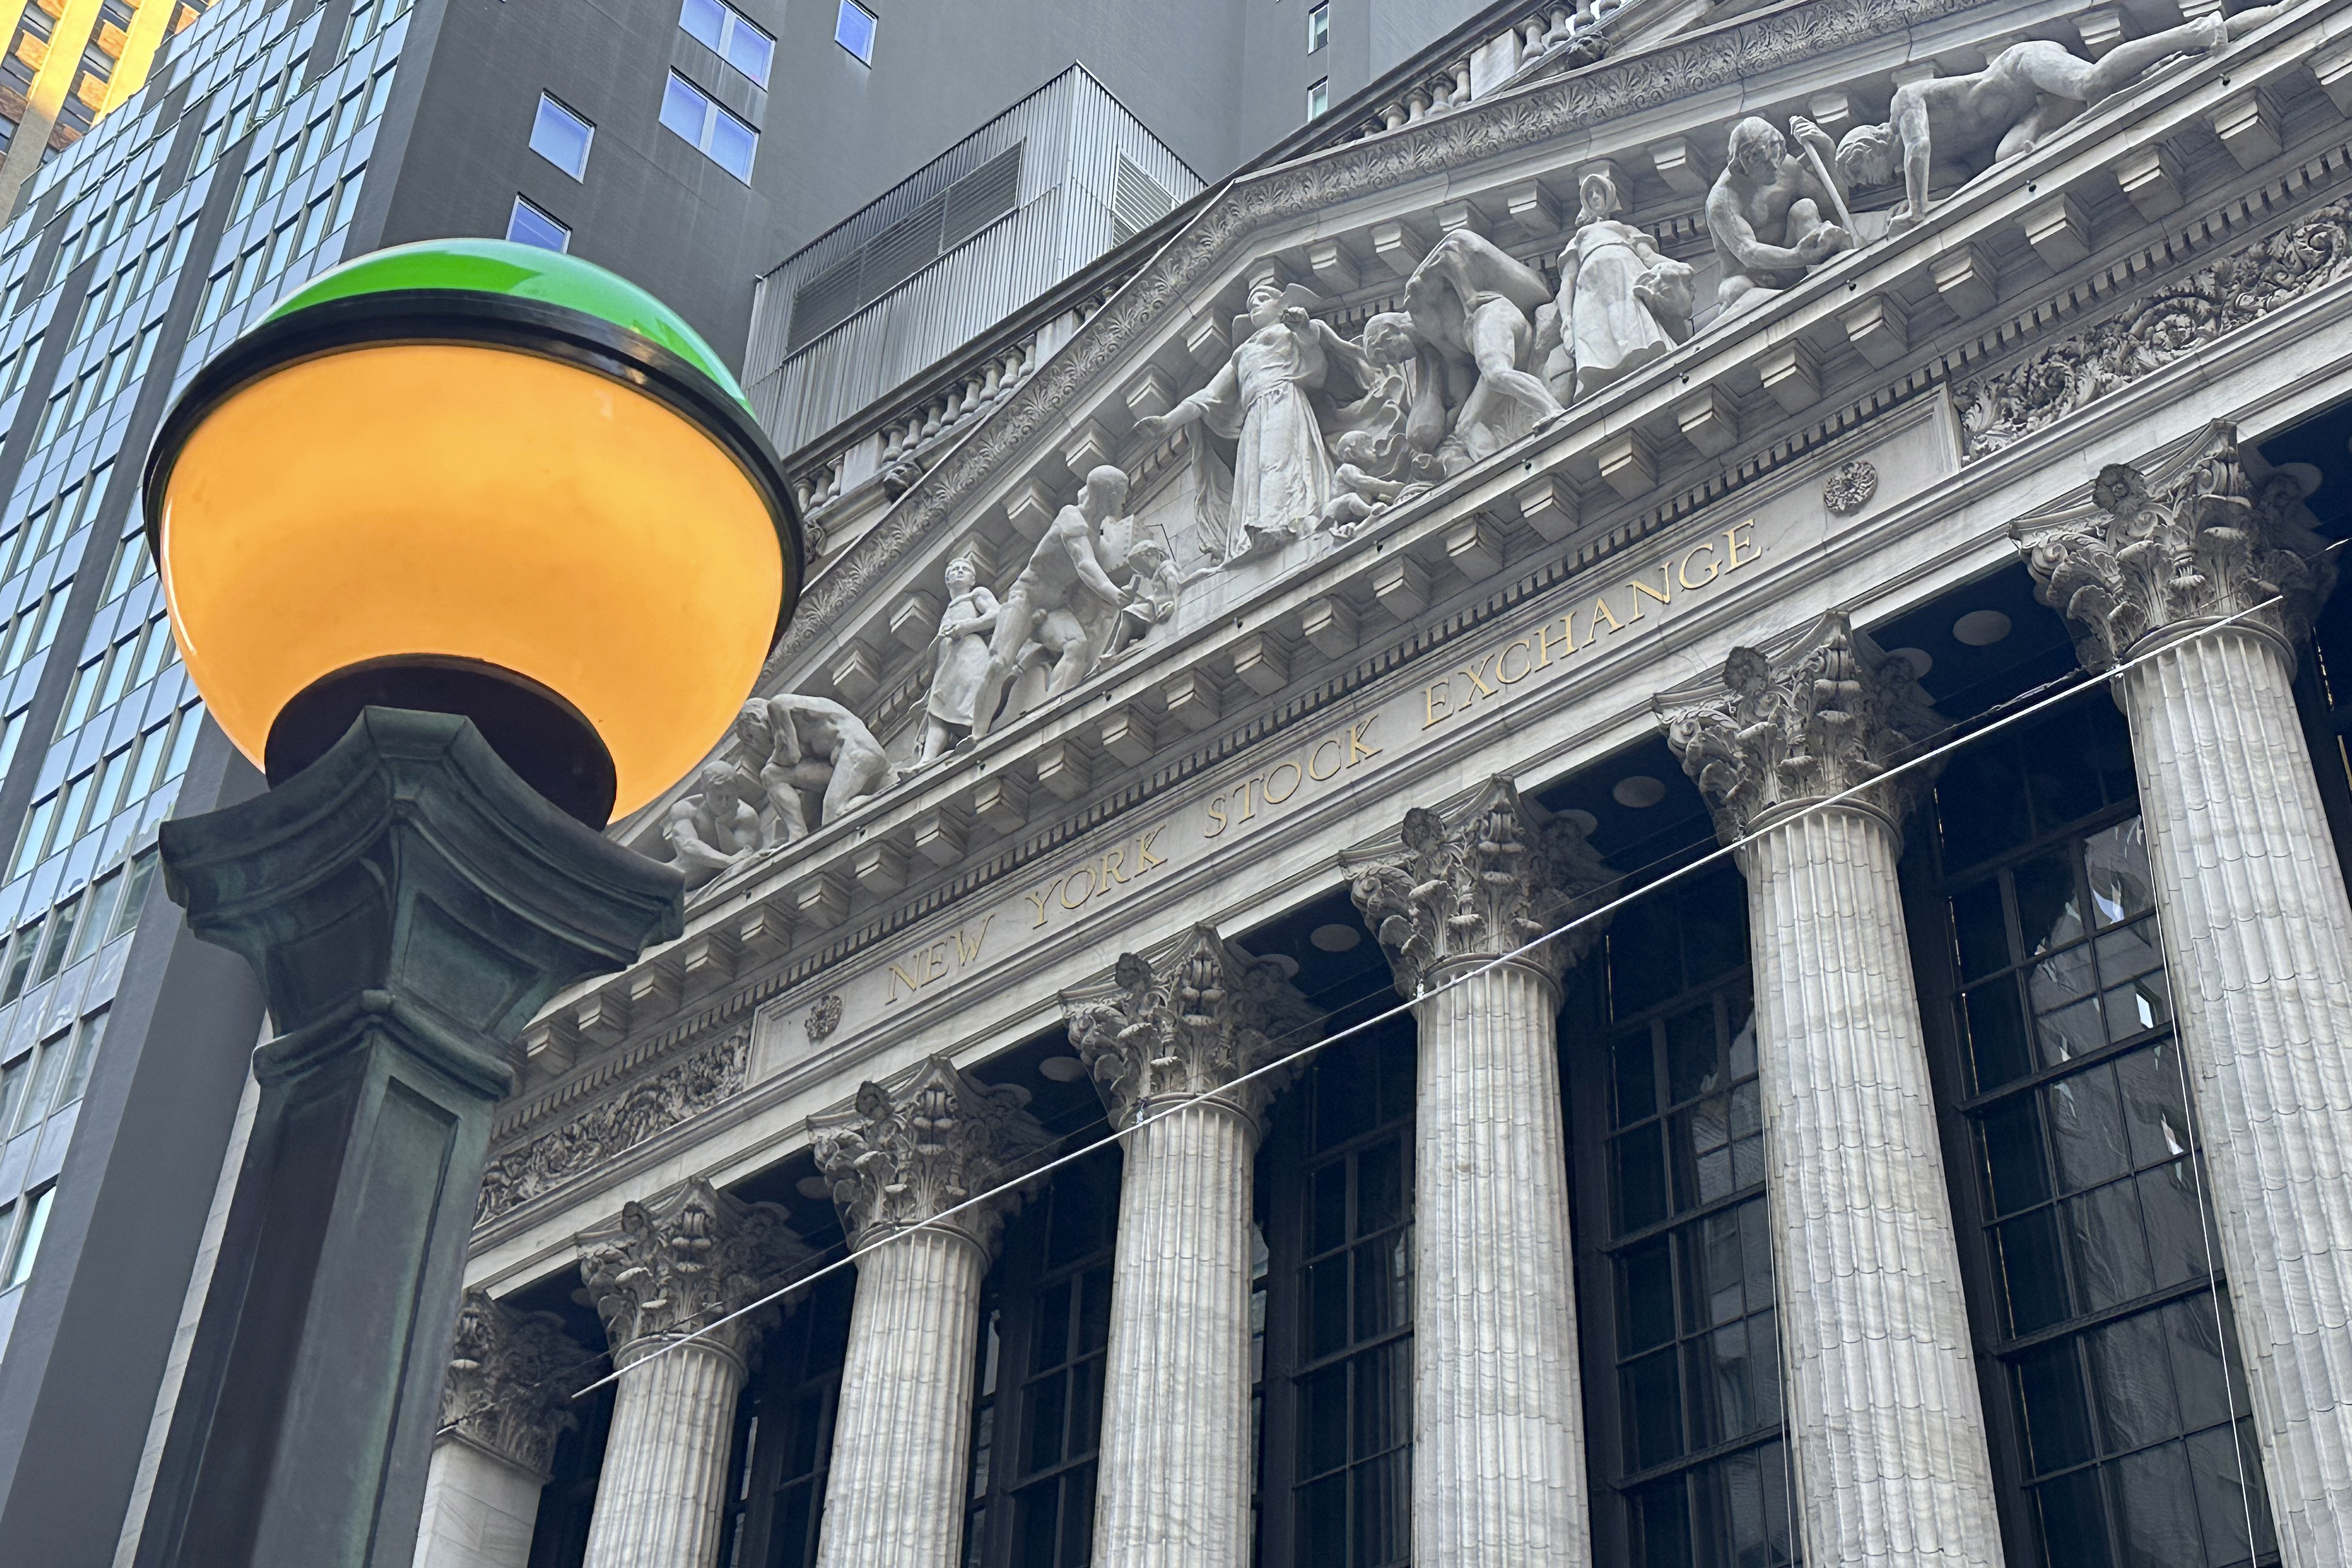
(437, 0, 2352, 1564)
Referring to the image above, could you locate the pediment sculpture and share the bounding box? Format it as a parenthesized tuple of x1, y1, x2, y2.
(663, 694, 901, 887)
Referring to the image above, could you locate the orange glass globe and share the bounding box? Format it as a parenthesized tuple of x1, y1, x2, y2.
(144, 242, 803, 827)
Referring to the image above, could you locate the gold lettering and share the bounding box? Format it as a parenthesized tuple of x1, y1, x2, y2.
(1423, 681, 1451, 728)
(1204, 794, 1228, 838)
(1532, 614, 1574, 666)
(924, 944, 950, 984)
(1629, 567, 1673, 612)
(1237, 776, 1263, 821)
(1497, 637, 1535, 685)
(888, 960, 923, 1002)
(1458, 652, 1500, 702)
(1025, 882, 1058, 928)
(1137, 826, 1168, 872)
(1348, 716, 1381, 765)
(1678, 541, 1720, 590)
(1059, 867, 1096, 909)
(1100, 847, 1130, 885)
(1308, 737, 1345, 781)
(1263, 761, 1303, 805)
(953, 916, 993, 965)
(1724, 519, 1760, 570)
(1591, 594, 1627, 634)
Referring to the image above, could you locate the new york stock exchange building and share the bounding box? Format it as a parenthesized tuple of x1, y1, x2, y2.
(418, 1, 2352, 1565)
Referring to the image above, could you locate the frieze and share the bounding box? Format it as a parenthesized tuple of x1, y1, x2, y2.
(1957, 193, 2352, 458)
(477, 1026, 751, 1224)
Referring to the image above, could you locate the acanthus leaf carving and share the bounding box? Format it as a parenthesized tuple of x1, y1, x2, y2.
(2012, 422, 2331, 672)
(575, 1175, 810, 1357)
(1348, 776, 1616, 995)
(1658, 610, 1943, 843)
(440, 1288, 592, 1478)
(1059, 925, 1323, 1129)
(810, 1055, 1051, 1255)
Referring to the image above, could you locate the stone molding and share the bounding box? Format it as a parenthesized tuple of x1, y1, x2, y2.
(1658, 611, 1943, 843)
(810, 1055, 1050, 1255)
(479, 1027, 749, 1224)
(437, 1289, 592, 1480)
(2013, 420, 2333, 672)
(576, 1176, 809, 1357)
(1959, 195, 2352, 459)
(1060, 925, 1323, 1128)
(1348, 776, 1615, 994)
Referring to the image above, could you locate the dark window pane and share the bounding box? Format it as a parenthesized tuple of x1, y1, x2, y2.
(1614, 1122, 1669, 1233)
(1938, 739, 2033, 869)
(2116, 1042, 2196, 1168)
(2035, 995, 2106, 1071)
(1020, 1369, 1068, 1474)
(2063, 1183, 2154, 1312)
(1354, 1342, 1409, 1459)
(2047, 1066, 2130, 1194)
(1315, 1061, 1376, 1150)
(1679, 869, 1748, 983)
(1011, 1481, 1058, 1568)
(2103, 973, 2171, 1044)
(1046, 1179, 1106, 1269)
(1685, 1317, 1769, 1447)
(1356, 1141, 1403, 1237)
(1630, 1473, 1692, 1568)
(1622, 1346, 1685, 1469)
(2085, 1308, 2178, 1454)
(1611, 900, 1685, 1018)
(1980, 1097, 2052, 1216)
(1681, 1205, 1753, 1329)
(2165, 1299, 2233, 1434)
(2092, 916, 2164, 985)
(2016, 1343, 2096, 1474)
(1303, 1255, 1348, 1360)
(2139, 1162, 2214, 1294)
(1078, 1267, 1111, 1356)
(1376, 1025, 1416, 1126)
(1068, 1355, 1101, 1461)
(1666, 1004, 1719, 1103)
(2111, 1441, 2204, 1568)
(2187, 1423, 2273, 1565)
(1615, 1026, 1659, 1125)
(1298, 1365, 1347, 1477)
(1311, 1162, 1348, 1255)
(1058, 1466, 1094, 1568)
(2032, 1467, 2115, 1568)
(2015, 852, 2085, 959)
(1297, 1472, 1348, 1568)
(1999, 1210, 2072, 1335)
(1620, 1236, 1675, 1352)
(1952, 879, 2011, 980)
(2083, 819, 2155, 929)
(2026, 739, 2107, 834)
(1353, 1236, 1407, 1340)
(1965, 980, 2034, 1092)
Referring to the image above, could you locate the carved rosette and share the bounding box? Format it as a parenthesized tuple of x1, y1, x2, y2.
(1060, 925, 1323, 1129)
(811, 1055, 1051, 1257)
(2012, 423, 2331, 673)
(1658, 611, 1943, 844)
(1348, 776, 1616, 996)
(576, 1177, 810, 1358)
(438, 1288, 591, 1478)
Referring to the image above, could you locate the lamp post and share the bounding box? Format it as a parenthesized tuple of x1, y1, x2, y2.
(121, 240, 803, 1568)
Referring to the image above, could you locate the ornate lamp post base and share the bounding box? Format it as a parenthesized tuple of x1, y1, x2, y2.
(130, 708, 682, 1568)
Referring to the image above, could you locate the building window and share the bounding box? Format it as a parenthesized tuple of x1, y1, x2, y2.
(659, 73, 756, 181)
(528, 92, 593, 180)
(718, 1268, 852, 1567)
(962, 1146, 1117, 1566)
(5, 1184, 52, 1289)
(505, 195, 570, 253)
(834, 0, 875, 63)
(1567, 858, 1795, 1567)
(679, 0, 773, 87)
(1915, 698, 2278, 1568)
(1306, 77, 1329, 119)
(1308, 1, 1328, 51)
(1257, 1016, 1414, 1565)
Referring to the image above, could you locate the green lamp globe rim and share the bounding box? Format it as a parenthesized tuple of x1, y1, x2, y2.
(141, 286, 807, 646)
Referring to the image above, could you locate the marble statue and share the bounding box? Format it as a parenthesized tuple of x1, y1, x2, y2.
(1546, 164, 1695, 402)
(918, 553, 1001, 764)
(968, 466, 1133, 741)
(1100, 533, 1181, 661)
(1134, 276, 1377, 559)
(1706, 115, 1855, 318)
(665, 760, 761, 887)
(1833, 15, 2264, 230)
(736, 693, 898, 847)
(1360, 311, 1461, 476)
(1321, 429, 1432, 533)
(1401, 231, 1564, 460)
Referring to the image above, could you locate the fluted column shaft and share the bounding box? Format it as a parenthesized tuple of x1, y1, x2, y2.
(1744, 803, 2003, 1567)
(1413, 958, 1589, 1565)
(1091, 1097, 1259, 1567)
(411, 1438, 544, 1568)
(2118, 625, 2352, 1565)
(814, 1228, 989, 1568)
(579, 1337, 744, 1568)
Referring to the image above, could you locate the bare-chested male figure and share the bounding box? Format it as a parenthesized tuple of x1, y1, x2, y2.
(1834, 12, 2268, 229)
(665, 760, 761, 884)
(736, 692, 897, 846)
(967, 464, 1131, 741)
(1403, 231, 1564, 459)
(1707, 116, 1855, 317)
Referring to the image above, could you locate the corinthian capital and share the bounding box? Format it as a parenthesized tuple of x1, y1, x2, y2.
(1060, 925, 1322, 1129)
(1658, 610, 1941, 843)
(576, 1177, 809, 1356)
(811, 1055, 1049, 1255)
(2012, 422, 2331, 672)
(1348, 776, 1616, 995)
(438, 1289, 590, 1478)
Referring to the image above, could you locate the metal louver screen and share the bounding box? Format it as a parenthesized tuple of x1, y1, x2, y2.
(942, 144, 1022, 249)
(1110, 155, 1173, 243)
(785, 254, 863, 355)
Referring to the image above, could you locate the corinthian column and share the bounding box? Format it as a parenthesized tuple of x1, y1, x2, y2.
(2016, 426, 2352, 1567)
(1660, 613, 2003, 1568)
(1062, 928, 1319, 1568)
(810, 1057, 1049, 1568)
(1348, 777, 1612, 1567)
(577, 1178, 808, 1568)
(413, 1290, 588, 1568)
